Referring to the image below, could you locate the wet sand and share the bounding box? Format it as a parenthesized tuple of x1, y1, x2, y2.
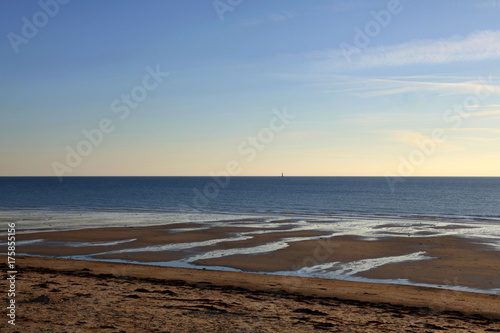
(15, 222, 500, 291)
(1, 256, 499, 332)
(195, 235, 500, 290)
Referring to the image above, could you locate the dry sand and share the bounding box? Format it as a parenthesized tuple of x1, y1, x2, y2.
(1, 256, 500, 332)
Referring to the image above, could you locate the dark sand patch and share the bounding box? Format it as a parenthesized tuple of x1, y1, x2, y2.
(95, 251, 187, 262)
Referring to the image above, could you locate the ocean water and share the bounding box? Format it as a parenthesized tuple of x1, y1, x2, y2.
(0, 176, 499, 222)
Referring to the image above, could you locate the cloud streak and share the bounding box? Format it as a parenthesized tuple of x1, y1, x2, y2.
(467, 105, 500, 117)
(446, 127, 500, 134)
(321, 75, 500, 98)
(385, 130, 463, 152)
(313, 30, 500, 71)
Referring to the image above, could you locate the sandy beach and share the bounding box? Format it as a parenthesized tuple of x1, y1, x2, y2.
(1, 217, 498, 331)
(1, 256, 499, 332)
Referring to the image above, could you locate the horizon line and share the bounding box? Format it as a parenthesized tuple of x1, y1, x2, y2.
(1, 175, 500, 178)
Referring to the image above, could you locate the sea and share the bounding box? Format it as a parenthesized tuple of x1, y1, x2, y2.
(1, 176, 499, 222)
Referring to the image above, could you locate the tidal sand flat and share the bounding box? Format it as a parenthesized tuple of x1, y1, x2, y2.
(12, 216, 500, 293)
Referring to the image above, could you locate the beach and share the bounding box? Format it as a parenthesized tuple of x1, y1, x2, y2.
(1, 256, 499, 332)
(2, 215, 500, 331)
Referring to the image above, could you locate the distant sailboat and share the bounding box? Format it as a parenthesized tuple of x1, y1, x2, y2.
(281, 172, 284, 177)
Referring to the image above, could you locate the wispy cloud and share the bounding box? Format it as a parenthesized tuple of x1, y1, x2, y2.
(385, 130, 462, 152)
(447, 127, 500, 143)
(453, 136, 500, 142)
(274, 72, 500, 98)
(321, 75, 500, 98)
(446, 127, 500, 134)
(241, 11, 296, 26)
(347, 112, 428, 124)
(466, 105, 500, 117)
(312, 30, 500, 71)
(468, 110, 500, 117)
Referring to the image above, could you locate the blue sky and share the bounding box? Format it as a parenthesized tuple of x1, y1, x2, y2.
(1, 0, 500, 176)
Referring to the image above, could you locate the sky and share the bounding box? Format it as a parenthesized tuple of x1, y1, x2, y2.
(1, 0, 500, 177)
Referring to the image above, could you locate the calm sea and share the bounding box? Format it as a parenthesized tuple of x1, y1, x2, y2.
(0, 177, 499, 222)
